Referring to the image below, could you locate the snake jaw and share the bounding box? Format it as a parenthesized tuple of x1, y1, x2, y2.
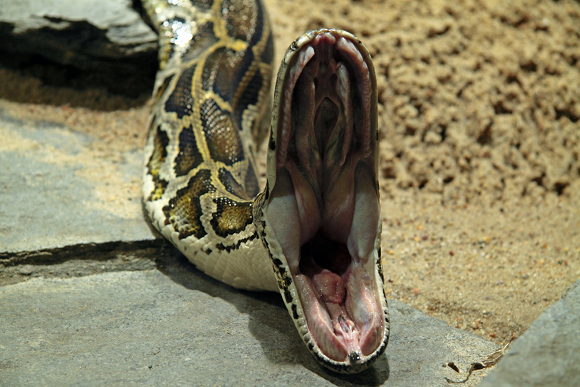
(261, 29, 389, 373)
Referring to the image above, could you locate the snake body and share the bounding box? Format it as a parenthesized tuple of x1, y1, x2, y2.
(142, 0, 389, 373)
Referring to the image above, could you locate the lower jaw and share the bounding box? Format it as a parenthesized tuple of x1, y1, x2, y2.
(293, 263, 383, 363)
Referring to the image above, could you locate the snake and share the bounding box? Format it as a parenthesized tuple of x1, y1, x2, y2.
(141, 0, 389, 373)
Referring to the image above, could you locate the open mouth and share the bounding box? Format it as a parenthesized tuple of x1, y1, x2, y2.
(264, 30, 387, 368)
(296, 231, 384, 362)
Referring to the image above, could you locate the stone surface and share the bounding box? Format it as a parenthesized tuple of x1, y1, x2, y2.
(0, 255, 498, 386)
(0, 0, 157, 70)
(1, 1, 577, 384)
(0, 106, 154, 255)
(480, 279, 580, 387)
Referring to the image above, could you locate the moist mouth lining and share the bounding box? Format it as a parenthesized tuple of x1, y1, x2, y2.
(299, 232, 352, 279)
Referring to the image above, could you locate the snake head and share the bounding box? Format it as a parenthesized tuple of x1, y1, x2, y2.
(255, 29, 389, 374)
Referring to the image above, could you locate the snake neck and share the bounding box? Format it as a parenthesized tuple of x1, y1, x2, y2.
(142, 0, 277, 290)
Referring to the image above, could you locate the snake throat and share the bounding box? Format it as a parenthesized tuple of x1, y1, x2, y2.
(264, 30, 388, 371)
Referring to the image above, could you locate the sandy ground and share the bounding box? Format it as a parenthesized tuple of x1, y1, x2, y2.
(1, 0, 579, 348)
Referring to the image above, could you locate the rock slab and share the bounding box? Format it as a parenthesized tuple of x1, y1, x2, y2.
(0, 108, 154, 255)
(480, 279, 580, 387)
(0, 0, 157, 70)
(0, 265, 497, 386)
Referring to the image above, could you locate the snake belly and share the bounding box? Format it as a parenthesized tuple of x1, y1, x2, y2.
(142, 0, 389, 373)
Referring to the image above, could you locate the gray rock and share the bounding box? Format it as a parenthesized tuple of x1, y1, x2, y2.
(0, 255, 498, 386)
(0, 0, 157, 70)
(0, 109, 154, 255)
(480, 279, 580, 387)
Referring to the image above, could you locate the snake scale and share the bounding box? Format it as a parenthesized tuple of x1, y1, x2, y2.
(142, 0, 389, 373)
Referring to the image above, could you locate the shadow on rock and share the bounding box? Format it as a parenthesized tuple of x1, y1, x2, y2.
(155, 244, 389, 386)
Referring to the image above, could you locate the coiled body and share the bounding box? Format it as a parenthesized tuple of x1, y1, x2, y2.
(143, 0, 277, 290)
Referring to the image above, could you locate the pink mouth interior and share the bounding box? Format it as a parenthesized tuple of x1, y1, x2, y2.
(266, 32, 384, 363)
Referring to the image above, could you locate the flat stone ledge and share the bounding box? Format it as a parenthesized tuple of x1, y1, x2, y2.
(0, 260, 498, 386)
(0, 107, 155, 255)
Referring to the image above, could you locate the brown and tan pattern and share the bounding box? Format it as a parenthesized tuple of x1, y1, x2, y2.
(142, 0, 389, 373)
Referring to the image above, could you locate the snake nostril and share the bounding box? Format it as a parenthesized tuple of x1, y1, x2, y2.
(349, 351, 362, 363)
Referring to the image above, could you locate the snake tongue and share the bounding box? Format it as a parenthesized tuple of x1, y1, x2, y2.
(265, 30, 386, 371)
